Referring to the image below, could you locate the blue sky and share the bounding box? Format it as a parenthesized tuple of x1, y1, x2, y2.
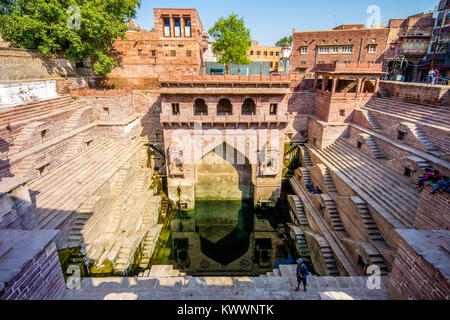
(134, 0, 437, 46)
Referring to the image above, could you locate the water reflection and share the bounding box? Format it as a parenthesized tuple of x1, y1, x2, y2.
(170, 201, 285, 276)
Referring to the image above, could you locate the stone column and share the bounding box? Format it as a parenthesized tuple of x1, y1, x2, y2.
(374, 78, 380, 94)
(331, 77, 338, 94)
(360, 78, 366, 94)
(313, 76, 318, 90)
(321, 77, 327, 92)
(356, 78, 362, 96)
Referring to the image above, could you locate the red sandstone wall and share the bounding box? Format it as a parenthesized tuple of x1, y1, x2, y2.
(0, 241, 65, 300)
(388, 231, 449, 300)
(380, 81, 449, 106)
(290, 28, 389, 74)
(414, 185, 450, 230)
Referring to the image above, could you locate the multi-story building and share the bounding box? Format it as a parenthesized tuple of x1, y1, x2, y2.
(421, 0, 450, 79)
(108, 8, 208, 87)
(248, 41, 282, 73)
(289, 25, 389, 75)
(385, 12, 435, 82)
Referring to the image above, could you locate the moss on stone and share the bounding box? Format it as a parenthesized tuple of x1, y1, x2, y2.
(89, 259, 114, 276)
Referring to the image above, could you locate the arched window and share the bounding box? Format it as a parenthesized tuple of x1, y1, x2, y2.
(241, 98, 256, 115)
(217, 98, 233, 115)
(193, 98, 208, 115)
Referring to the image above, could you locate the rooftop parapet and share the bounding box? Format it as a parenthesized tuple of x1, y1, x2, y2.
(314, 62, 383, 74)
(158, 73, 293, 84)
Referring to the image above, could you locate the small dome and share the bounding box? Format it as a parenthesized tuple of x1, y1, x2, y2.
(126, 19, 140, 32)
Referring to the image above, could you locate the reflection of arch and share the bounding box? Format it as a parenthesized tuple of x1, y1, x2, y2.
(241, 98, 256, 115)
(217, 98, 232, 115)
(193, 98, 208, 115)
(198, 201, 254, 266)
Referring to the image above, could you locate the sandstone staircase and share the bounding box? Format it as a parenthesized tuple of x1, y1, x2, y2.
(110, 168, 128, 196)
(138, 225, 163, 270)
(148, 144, 165, 159)
(308, 141, 419, 228)
(0, 96, 79, 128)
(290, 225, 312, 265)
(320, 246, 340, 276)
(299, 167, 311, 183)
(365, 111, 383, 131)
(365, 136, 387, 160)
(27, 139, 144, 231)
(64, 106, 92, 132)
(300, 145, 313, 167)
(288, 195, 309, 227)
(323, 167, 337, 193)
(62, 134, 86, 163)
(66, 197, 99, 248)
(62, 269, 390, 300)
(9, 121, 46, 154)
(13, 155, 38, 177)
(409, 124, 439, 153)
(363, 97, 450, 128)
(354, 201, 384, 242)
(323, 196, 345, 233)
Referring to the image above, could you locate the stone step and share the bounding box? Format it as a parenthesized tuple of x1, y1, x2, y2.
(310, 142, 418, 227)
(32, 141, 145, 230)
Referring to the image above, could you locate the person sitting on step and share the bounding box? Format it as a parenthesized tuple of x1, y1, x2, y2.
(313, 186, 323, 194)
(431, 176, 450, 194)
(417, 168, 433, 190)
(431, 170, 443, 184)
(295, 259, 309, 292)
(306, 180, 314, 192)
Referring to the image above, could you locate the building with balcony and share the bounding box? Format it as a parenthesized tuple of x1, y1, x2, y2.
(289, 25, 389, 76)
(385, 12, 435, 82)
(108, 8, 209, 88)
(421, 0, 450, 79)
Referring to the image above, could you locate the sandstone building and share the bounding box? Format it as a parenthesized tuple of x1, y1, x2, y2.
(108, 8, 208, 88)
(385, 12, 435, 82)
(290, 14, 436, 79)
(0, 7, 449, 301)
(290, 24, 389, 75)
(248, 41, 283, 73)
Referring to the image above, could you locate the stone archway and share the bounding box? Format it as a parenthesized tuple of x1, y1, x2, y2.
(195, 142, 253, 201)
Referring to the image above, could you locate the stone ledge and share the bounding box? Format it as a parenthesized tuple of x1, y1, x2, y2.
(0, 229, 59, 285)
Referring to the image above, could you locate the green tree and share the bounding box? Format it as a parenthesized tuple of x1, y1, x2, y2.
(208, 13, 251, 74)
(275, 35, 292, 47)
(0, 0, 141, 75)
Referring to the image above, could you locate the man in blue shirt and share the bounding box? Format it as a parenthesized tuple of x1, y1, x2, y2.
(295, 259, 309, 292)
(306, 181, 314, 192)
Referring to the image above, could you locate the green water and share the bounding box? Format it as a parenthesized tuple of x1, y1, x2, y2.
(149, 200, 288, 276)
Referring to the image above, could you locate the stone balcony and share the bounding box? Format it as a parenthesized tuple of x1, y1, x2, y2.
(160, 113, 289, 127)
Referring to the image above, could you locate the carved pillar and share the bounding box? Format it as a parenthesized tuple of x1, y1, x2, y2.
(321, 77, 327, 92)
